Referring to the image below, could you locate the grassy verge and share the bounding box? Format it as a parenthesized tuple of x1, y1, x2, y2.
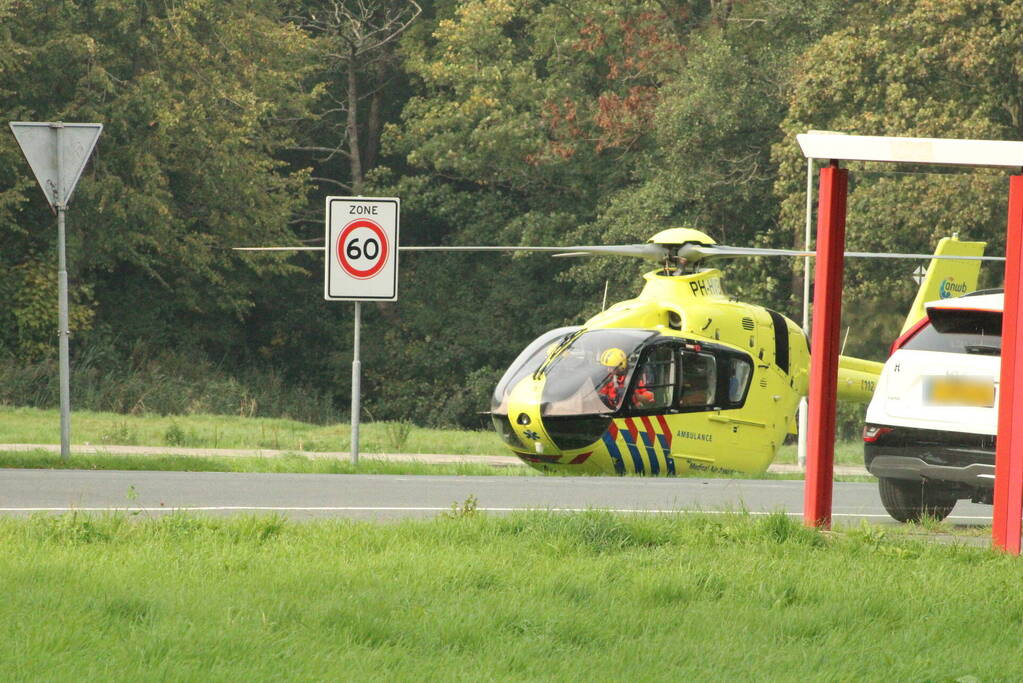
(0, 406, 507, 455)
(0, 450, 865, 481)
(0, 450, 535, 477)
(0, 510, 1010, 681)
(0, 406, 867, 463)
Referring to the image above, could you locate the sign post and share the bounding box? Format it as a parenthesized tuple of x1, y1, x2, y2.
(325, 196, 399, 463)
(10, 121, 102, 460)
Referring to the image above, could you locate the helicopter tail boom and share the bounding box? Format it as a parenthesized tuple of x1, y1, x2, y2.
(836, 355, 884, 403)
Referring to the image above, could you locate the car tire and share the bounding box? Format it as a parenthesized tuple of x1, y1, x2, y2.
(878, 477, 957, 523)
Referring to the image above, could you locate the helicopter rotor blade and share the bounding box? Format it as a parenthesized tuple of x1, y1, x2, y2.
(843, 251, 1005, 261)
(235, 244, 670, 261)
(399, 246, 563, 252)
(677, 244, 812, 262)
(233, 244, 1006, 262)
(232, 246, 324, 251)
(400, 244, 669, 261)
(678, 244, 1005, 263)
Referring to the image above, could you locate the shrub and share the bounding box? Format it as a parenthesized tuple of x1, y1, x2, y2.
(0, 342, 341, 425)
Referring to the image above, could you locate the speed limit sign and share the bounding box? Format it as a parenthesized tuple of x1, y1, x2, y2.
(325, 196, 399, 301)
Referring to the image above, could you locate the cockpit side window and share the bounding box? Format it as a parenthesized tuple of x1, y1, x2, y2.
(725, 357, 753, 405)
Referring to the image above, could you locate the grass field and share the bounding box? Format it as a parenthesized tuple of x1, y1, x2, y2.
(0, 510, 1012, 681)
(0, 406, 868, 465)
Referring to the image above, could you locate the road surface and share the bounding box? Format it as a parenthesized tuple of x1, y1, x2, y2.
(0, 469, 993, 527)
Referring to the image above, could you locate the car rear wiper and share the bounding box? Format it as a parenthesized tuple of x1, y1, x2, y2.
(965, 344, 1001, 356)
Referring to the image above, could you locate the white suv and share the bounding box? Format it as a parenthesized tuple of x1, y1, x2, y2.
(864, 290, 1002, 522)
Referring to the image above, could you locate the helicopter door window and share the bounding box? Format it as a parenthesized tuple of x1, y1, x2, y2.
(628, 345, 676, 411)
(679, 351, 717, 409)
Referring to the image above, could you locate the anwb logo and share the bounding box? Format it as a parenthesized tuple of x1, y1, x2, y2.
(939, 278, 968, 299)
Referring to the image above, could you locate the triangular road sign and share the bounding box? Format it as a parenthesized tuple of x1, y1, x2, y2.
(9, 121, 102, 209)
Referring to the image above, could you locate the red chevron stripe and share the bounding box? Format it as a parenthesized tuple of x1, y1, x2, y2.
(623, 418, 640, 442)
(569, 452, 592, 465)
(640, 416, 657, 445)
(656, 414, 673, 447)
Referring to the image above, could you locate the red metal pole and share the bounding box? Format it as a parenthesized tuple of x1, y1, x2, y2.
(804, 162, 848, 529)
(993, 174, 1023, 554)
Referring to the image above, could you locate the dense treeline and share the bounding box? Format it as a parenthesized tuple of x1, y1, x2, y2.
(1, 0, 1020, 428)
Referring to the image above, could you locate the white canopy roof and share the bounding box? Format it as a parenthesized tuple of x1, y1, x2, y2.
(797, 132, 1023, 168)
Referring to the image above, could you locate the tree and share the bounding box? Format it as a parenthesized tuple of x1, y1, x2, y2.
(773, 0, 1020, 358)
(0, 0, 315, 357)
(289, 0, 422, 199)
(582, 0, 859, 308)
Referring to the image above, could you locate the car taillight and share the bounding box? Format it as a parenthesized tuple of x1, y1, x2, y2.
(889, 316, 930, 356)
(863, 425, 893, 443)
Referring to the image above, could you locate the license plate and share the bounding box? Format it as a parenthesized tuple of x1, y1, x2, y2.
(925, 376, 995, 407)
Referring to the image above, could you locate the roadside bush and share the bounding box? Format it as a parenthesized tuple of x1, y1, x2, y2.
(835, 402, 867, 441)
(0, 342, 340, 424)
(369, 366, 501, 430)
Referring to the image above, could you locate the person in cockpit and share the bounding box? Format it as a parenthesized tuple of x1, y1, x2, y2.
(597, 347, 654, 409)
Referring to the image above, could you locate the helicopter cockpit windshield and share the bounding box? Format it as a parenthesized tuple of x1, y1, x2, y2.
(490, 328, 658, 416)
(491, 326, 581, 415)
(539, 329, 658, 415)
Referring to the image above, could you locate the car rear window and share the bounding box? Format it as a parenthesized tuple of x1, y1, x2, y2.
(902, 309, 1001, 355)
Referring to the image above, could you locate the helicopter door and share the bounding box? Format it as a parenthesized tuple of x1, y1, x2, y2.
(710, 350, 767, 471)
(626, 344, 676, 411)
(622, 342, 759, 473)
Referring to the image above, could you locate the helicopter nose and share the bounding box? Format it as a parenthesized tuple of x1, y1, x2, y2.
(505, 377, 559, 457)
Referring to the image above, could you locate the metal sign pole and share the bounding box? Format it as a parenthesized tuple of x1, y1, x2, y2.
(57, 205, 71, 459)
(10, 120, 103, 462)
(324, 196, 398, 464)
(54, 123, 72, 461)
(351, 301, 361, 464)
(798, 156, 814, 472)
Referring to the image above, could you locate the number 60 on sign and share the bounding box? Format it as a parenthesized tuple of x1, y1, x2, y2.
(325, 197, 400, 301)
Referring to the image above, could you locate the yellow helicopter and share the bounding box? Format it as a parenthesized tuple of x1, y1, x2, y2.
(238, 225, 995, 476)
(476, 228, 993, 476)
